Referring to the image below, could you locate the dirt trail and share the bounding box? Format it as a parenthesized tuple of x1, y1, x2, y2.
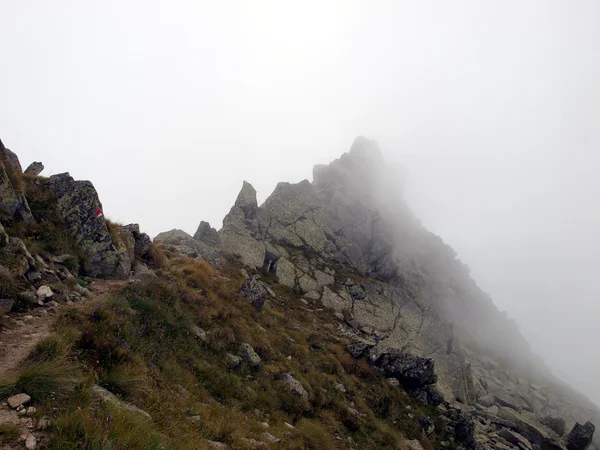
(0, 279, 129, 378)
(0, 279, 130, 450)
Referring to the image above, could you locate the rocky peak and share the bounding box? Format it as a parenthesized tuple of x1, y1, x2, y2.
(234, 180, 259, 219)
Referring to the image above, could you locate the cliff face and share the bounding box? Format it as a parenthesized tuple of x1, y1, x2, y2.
(171, 136, 598, 449)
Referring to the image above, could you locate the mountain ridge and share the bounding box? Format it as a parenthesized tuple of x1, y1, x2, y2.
(0, 136, 597, 450)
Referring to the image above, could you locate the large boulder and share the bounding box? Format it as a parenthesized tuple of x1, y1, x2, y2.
(541, 416, 567, 437)
(370, 348, 437, 388)
(123, 223, 152, 260)
(240, 275, 268, 311)
(47, 173, 130, 278)
(566, 422, 595, 450)
(497, 407, 566, 450)
(24, 162, 44, 176)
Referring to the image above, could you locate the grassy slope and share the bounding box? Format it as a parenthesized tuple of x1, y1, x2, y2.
(0, 254, 452, 449)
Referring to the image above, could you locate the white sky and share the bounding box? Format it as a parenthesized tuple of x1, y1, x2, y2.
(1, 1, 599, 405)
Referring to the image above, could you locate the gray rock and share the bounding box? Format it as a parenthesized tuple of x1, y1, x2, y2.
(0, 161, 32, 222)
(192, 326, 207, 341)
(262, 432, 280, 443)
(260, 180, 329, 252)
(25, 434, 37, 450)
(241, 438, 267, 449)
(345, 341, 374, 358)
(370, 348, 437, 388)
(123, 224, 153, 260)
(19, 291, 39, 305)
(204, 441, 228, 449)
(0, 141, 23, 173)
(566, 422, 595, 450)
(314, 269, 335, 288)
(274, 257, 296, 288)
(52, 254, 75, 265)
(498, 428, 533, 449)
(487, 405, 499, 416)
(154, 228, 221, 264)
(26, 270, 42, 282)
(240, 275, 268, 311)
(541, 416, 567, 437)
(334, 383, 346, 393)
(193, 221, 221, 248)
(24, 161, 44, 175)
(7, 393, 31, 409)
(239, 343, 261, 367)
(47, 173, 131, 278)
(304, 290, 321, 300)
(219, 181, 265, 269)
(404, 440, 425, 450)
(225, 353, 241, 369)
(497, 408, 565, 450)
(282, 373, 308, 399)
(132, 261, 156, 279)
(36, 285, 54, 299)
(297, 273, 318, 293)
(90, 384, 151, 419)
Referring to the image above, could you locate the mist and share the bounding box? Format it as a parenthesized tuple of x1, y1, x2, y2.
(1, 1, 599, 405)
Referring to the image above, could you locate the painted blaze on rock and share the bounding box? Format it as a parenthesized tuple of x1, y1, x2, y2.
(47, 173, 130, 278)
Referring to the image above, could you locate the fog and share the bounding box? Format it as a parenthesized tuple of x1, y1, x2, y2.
(1, 1, 599, 404)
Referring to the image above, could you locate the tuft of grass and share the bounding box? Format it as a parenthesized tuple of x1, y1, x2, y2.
(99, 363, 149, 398)
(291, 419, 338, 450)
(0, 271, 20, 298)
(45, 395, 165, 450)
(0, 360, 81, 402)
(0, 423, 20, 444)
(27, 336, 67, 363)
(150, 243, 167, 268)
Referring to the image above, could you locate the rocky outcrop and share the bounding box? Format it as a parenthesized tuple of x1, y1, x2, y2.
(219, 181, 265, 268)
(153, 136, 598, 446)
(24, 161, 44, 176)
(47, 173, 130, 278)
(154, 228, 222, 264)
(122, 223, 152, 260)
(566, 422, 595, 450)
(542, 416, 567, 437)
(194, 221, 220, 248)
(0, 143, 33, 222)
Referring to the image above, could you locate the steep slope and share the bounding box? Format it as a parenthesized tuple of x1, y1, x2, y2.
(167, 136, 598, 449)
